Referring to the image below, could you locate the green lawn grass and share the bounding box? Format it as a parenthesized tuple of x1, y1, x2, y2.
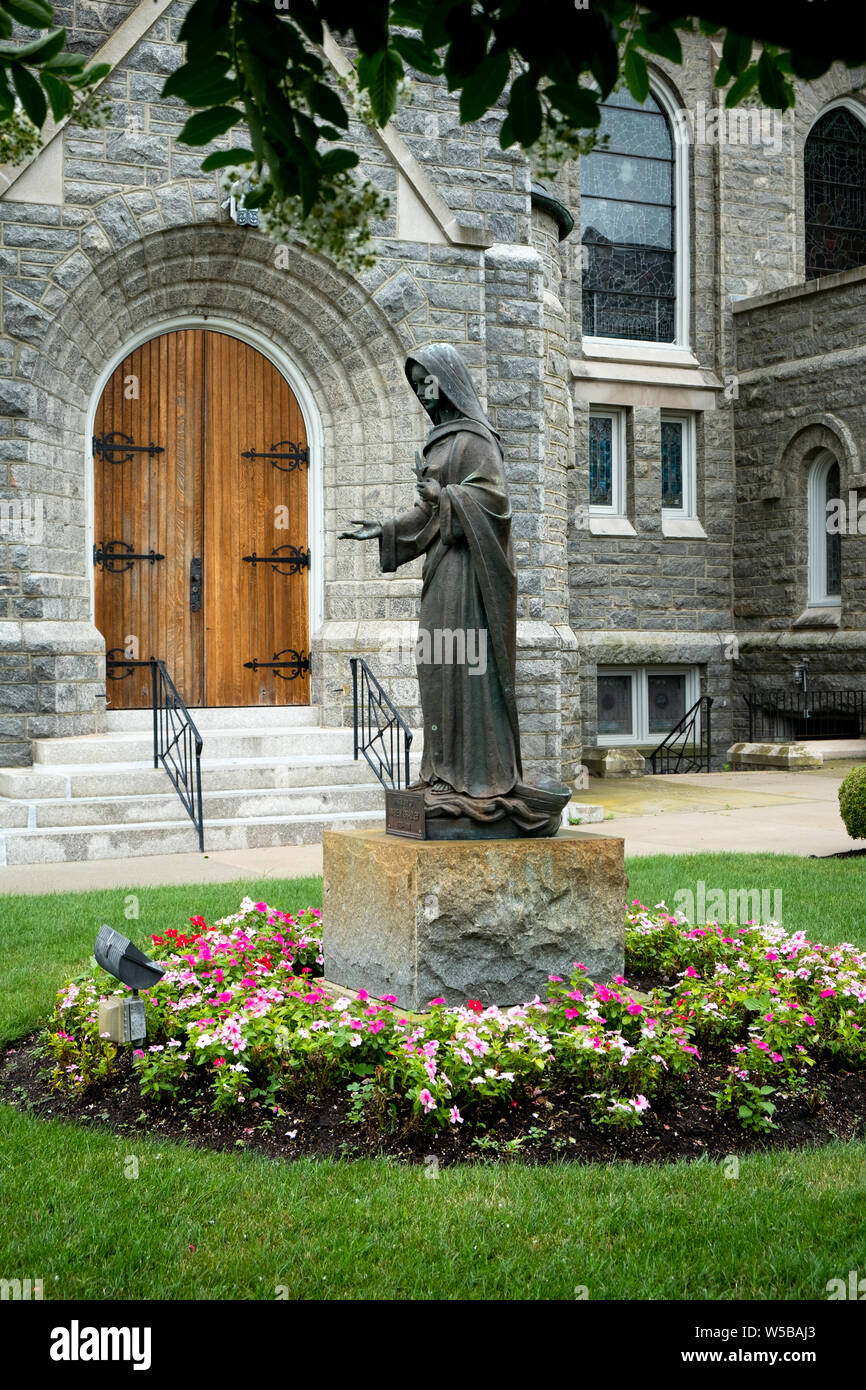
(1, 1107, 863, 1300)
(0, 856, 863, 1301)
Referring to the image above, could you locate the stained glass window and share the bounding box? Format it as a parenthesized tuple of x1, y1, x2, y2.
(582, 88, 676, 342)
(661, 418, 683, 508)
(597, 675, 633, 737)
(826, 460, 841, 596)
(589, 415, 613, 506)
(805, 106, 866, 280)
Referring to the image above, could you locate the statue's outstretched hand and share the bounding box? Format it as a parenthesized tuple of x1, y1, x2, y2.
(339, 519, 383, 541)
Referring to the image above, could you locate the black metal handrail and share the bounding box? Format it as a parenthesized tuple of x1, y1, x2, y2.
(350, 656, 413, 790)
(649, 695, 713, 774)
(151, 660, 204, 851)
(744, 689, 866, 742)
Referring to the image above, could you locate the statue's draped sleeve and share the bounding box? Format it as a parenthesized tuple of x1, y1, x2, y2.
(379, 501, 439, 572)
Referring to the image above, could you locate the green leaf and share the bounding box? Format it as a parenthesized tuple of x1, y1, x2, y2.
(200, 147, 256, 170)
(722, 31, 752, 78)
(41, 53, 87, 74)
(546, 82, 600, 127)
(41, 69, 73, 122)
(714, 54, 731, 89)
(162, 56, 233, 104)
(757, 50, 794, 110)
(68, 62, 111, 89)
(498, 111, 515, 150)
(0, 25, 66, 63)
(178, 104, 242, 146)
(11, 62, 47, 126)
(459, 49, 510, 125)
(390, 32, 443, 77)
(0, 67, 13, 118)
(507, 71, 542, 147)
(307, 80, 349, 130)
(724, 65, 760, 108)
(737, 1105, 753, 1118)
(319, 146, 360, 174)
(4, 0, 55, 29)
(356, 46, 404, 127)
(639, 20, 682, 65)
(623, 46, 649, 105)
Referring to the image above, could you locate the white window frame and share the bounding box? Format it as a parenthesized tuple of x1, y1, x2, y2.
(808, 449, 842, 608)
(582, 73, 691, 353)
(588, 406, 634, 535)
(660, 410, 699, 533)
(596, 665, 701, 746)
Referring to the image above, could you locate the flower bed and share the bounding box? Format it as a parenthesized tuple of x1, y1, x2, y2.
(44, 898, 866, 1138)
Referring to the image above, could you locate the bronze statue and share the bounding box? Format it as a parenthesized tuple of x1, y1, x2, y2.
(341, 344, 569, 838)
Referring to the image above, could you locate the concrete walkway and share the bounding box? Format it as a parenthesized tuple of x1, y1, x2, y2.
(0, 764, 858, 894)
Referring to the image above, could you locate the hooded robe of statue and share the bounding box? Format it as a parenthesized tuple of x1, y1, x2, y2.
(378, 344, 522, 802)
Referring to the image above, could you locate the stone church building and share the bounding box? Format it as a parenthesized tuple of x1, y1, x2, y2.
(0, 0, 864, 862)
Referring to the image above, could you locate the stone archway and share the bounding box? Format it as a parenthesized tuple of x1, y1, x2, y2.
(20, 219, 420, 725)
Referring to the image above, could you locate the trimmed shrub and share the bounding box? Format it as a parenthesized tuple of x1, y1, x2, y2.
(838, 764, 866, 841)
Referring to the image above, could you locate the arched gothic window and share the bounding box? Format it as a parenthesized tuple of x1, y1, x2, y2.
(808, 452, 842, 607)
(581, 87, 680, 343)
(804, 105, 866, 279)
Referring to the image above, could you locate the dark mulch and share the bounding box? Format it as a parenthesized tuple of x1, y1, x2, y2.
(2, 1032, 865, 1167)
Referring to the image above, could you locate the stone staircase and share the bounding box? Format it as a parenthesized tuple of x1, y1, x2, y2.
(0, 708, 417, 866)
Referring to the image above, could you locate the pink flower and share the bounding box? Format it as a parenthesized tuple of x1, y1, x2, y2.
(803, 1014, 816, 1025)
(419, 1089, 436, 1114)
(381, 994, 397, 1004)
(770, 1052, 784, 1063)
(215, 991, 232, 1004)
(428, 997, 445, 1007)
(626, 999, 643, 1015)
(367, 1020, 385, 1034)
(685, 966, 699, 978)
(450, 1106, 463, 1125)
(357, 989, 369, 1001)
(820, 988, 836, 998)
(564, 1008, 580, 1019)
(632, 1095, 650, 1112)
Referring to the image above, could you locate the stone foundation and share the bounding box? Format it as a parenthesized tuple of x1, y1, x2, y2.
(322, 826, 626, 1010)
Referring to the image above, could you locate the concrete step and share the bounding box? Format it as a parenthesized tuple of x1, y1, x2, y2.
(25, 783, 384, 828)
(31, 726, 358, 765)
(0, 809, 386, 866)
(0, 753, 421, 801)
(104, 705, 322, 732)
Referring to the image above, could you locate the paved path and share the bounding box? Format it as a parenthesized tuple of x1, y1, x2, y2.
(0, 765, 857, 894)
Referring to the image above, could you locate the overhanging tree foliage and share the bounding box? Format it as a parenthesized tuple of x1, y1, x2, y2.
(2, 1, 864, 264)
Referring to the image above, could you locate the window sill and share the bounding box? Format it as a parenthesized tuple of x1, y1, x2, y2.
(793, 605, 841, 629)
(589, 514, 637, 536)
(582, 338, 700, 369)
(662, 515, 706, 538)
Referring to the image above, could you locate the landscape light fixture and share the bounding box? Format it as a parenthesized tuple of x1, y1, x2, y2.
(94, 926, 165, 1044)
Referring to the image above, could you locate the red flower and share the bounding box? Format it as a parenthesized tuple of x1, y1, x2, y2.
(467, 999, 483, 1014)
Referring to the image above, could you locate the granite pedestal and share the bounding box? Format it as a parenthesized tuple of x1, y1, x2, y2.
(322, 828, 627, 1010)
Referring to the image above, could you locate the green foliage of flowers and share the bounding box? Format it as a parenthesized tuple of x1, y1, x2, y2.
(44, 895, 866, 1139)
(838, 762, 866, 841)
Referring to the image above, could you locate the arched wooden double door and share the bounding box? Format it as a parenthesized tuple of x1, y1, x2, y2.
(94, 330, 310, 708)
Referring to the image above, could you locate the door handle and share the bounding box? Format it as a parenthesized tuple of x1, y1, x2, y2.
(190, 557, 202, 612)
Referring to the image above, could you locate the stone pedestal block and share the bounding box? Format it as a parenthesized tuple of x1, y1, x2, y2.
(322, 828, 626, 1010)
(583, 746, 647, 777)
(728, 741, 823, 771)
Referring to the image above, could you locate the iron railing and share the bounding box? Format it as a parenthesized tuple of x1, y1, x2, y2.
(350, 656, 413, 791)
(649, 695, 713, 774)
(151, 660, 204, 850)
(743, 689, 866, 742)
